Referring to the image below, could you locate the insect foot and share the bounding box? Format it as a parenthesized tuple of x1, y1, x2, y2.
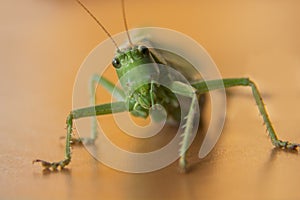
(274, 140, 300, 151)
(32, 158, 71, 171)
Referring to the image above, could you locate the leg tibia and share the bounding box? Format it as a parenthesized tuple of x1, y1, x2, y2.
(192, 78, 300, 150)
(33, 102, 128, 170)
(248, 80, 299, 149)
(33, 113, 73, 170)
(88, 75, 125, 143)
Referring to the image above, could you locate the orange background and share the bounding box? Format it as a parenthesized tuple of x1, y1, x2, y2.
(1, 0, 300, 199)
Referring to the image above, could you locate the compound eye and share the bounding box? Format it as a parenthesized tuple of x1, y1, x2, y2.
(138, 46, 149, 55)
(112, 58, 121, 68)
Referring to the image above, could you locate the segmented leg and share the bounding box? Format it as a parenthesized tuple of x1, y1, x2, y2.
(178, 94, 198, 172)
(192, 78, 300, 150)
(169, 81, 199, 172)
(33, 114, 73, 170)
(33, 102, 128, 170)
(72, 74, 125, 145)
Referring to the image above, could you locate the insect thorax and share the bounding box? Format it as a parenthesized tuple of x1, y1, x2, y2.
(126, 83, 180, 122)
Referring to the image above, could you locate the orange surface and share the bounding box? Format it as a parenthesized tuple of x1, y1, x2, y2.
(1, 0, 300, 199)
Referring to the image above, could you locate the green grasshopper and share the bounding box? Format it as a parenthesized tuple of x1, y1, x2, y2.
(33, 0, 300, 172)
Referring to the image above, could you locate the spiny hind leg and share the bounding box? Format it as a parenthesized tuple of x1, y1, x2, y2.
(192, 78, 300, 150)
(169, 81, 199, 172)
(178, 94, 198, 173)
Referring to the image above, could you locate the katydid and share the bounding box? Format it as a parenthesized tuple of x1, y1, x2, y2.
(33, 0, 300, 172)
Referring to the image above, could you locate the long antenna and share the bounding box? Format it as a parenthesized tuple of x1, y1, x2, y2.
(121, 0, 133, 46)
(75, 0, 121, 51)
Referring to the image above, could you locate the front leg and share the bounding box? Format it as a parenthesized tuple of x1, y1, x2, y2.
(87, 75, 125, 144)
(33, 102, 128, 170)
(70, 75, 126, 145)
(33, 114, 73, 170)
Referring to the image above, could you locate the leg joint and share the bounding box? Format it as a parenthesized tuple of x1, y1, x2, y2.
(66, 112, 74, 124)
